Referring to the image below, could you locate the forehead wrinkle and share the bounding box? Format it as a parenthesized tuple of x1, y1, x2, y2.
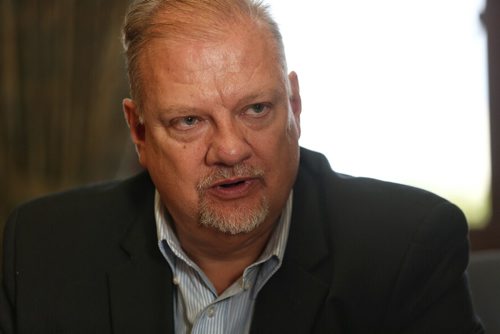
(196, 49, 255, 109)
(140, 22, 287, 113)
(210, 40, 283, 108)
(212, 58, 288, 112)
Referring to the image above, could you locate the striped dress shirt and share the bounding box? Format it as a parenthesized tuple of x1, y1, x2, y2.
(154, 191, 293, 334)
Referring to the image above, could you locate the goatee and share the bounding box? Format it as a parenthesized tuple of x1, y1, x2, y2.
(197, 164, 269, 235)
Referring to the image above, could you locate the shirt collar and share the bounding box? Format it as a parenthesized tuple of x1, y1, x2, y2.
(154, 190, 293, 274)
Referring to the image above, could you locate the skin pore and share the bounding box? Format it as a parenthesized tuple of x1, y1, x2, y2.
(123, 21, 301, 294)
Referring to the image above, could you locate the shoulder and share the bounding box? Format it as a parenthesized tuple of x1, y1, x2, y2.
(4, 171, 155, 258)
(299, 146, 444, 205)
(296, 147, 468, 264)
(296, 148, 476, 332)
(10, 171, 153, 223)
(298, 146, 466, 235)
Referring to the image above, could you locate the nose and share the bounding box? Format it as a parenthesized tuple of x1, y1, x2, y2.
(206, 118, 252, 167)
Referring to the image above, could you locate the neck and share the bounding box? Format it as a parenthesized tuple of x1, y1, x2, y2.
(173, 216, 278, 294)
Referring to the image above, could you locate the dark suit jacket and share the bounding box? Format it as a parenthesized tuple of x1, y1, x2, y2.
(1, 148, 484, 333)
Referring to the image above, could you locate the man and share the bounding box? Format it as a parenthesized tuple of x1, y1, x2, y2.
(0, 0, 484, 333)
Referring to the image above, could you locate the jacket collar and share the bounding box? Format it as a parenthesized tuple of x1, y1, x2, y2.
(107, 150, 334, 333)
(107, 173, 175, 333)
(250, 152, 334, 333)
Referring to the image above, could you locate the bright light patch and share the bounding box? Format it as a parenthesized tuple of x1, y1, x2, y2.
(267, 0, 491, 226)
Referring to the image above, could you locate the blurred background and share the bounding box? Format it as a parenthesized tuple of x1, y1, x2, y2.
(1, 0, 499, 242)
(1, 0, 138, 227)
(271, 0, 491, 229)
(4, 0, 498, 247)
(1, 0, 499, 331)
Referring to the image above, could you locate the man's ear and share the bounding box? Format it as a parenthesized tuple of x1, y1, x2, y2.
(122, 98, 147, 167)
(288, 71, 302, 137)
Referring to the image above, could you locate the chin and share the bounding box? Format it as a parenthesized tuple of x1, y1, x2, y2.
(198, 196, 270, 235)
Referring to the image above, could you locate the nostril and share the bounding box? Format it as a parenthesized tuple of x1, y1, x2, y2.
(205, 126, 253, 167)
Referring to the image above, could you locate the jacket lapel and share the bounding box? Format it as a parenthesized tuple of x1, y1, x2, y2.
(250, 258, 331, 334)
(107, 256, 174, 333)
(106, 178, 175, 334)
(251, 160, 337, 333)
(105, 151, 338, 333)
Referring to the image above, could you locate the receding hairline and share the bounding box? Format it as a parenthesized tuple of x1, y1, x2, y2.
(139, 21, 288, 112)
(122, 0, 288, 112)
(123, 0, 282, 46)
(147, 2, 268, 41)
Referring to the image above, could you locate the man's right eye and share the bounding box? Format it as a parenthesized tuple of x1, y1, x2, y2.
(171, 116, 200, 130)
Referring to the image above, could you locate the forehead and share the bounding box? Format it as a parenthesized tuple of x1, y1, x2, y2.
(137, 24, 287, 107)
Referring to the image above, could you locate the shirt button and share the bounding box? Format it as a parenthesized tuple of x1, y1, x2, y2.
(241, 278, 251, 290)
(207, 306, 215, 318)
(172, 276, 180, 285)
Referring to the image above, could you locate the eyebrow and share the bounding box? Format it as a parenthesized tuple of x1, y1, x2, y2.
(232, 87, 286, 108)
(158, 105, 202, 116)
(158, 87, 286, 116)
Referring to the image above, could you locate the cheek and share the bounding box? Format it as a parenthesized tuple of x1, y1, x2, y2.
(253, 126, 299, 176)
(285, 109, 301, 140)
(147, 144, 205, 217)
(146, 130, 208, 186)
(275, 114, 300, 152)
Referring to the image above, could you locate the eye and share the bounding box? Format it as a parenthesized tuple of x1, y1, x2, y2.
(245, 103, 270, 117)
(171, 115, 201, 130)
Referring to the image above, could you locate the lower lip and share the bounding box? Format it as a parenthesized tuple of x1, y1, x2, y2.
(206, 179, 258, 200)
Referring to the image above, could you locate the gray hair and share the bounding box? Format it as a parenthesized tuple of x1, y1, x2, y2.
(122, 0, 287, 112)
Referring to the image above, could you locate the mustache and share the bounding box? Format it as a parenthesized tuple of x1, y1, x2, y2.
(197, 164, 264, 191)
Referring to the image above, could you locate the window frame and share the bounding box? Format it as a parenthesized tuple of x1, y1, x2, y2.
(470, 0, 500, 250)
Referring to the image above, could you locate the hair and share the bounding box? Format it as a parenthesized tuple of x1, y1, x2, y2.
(122, 0, 287, 112)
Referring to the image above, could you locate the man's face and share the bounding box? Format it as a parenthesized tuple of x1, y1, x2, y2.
(124, 25, 301, 235)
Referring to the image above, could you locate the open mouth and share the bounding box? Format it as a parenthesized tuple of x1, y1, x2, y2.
(206, 178, 256, 199)
(218, 180, 246, 188)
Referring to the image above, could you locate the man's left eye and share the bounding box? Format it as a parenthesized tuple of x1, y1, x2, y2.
(246, 103, 269, 116)
(182, 116, 198, 126)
